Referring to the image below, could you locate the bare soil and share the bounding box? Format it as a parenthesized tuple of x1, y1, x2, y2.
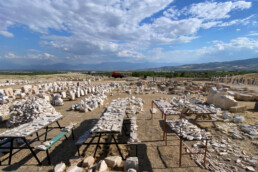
(0, 77, 257, 172)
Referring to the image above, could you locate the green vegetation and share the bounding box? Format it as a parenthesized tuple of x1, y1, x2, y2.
(0, 70, 256, 78)
(131, 71, 257, 78)
(0, 71, 66, 75)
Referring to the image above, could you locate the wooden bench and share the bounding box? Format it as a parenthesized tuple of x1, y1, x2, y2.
(35, 124, 75, 165)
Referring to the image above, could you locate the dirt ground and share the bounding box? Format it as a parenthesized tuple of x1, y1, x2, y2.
(0, 78, 257, 172)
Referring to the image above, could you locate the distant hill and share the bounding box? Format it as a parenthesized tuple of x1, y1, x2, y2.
(146, 58, 258, 71)
(0, 61, 176, 71)
(1, 58, 258, 71)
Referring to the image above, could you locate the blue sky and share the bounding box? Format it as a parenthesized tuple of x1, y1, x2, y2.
(0, 0, 258, 68)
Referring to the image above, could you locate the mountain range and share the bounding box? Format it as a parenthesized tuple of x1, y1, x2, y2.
(0, 58, 258, 71)
(146, 57, 258, 71)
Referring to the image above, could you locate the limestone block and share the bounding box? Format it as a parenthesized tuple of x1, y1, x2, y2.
(229, 105, 246, 113)
(32, 87, 39, 94)
(80, 90, 85, 96)
(66, 166, 84, 172)
(4, 88, 13, 96)
(124, 157, 139, 172)
(104, 156, 122, 168)
(76, 91, 80, 98)
(21, 85, 32, 93)
(61, 92, 67, 99)
(127, 168, 137, 172)
(222, 111, 231, 119)
(234, 93, 254, 101)
(54, 162, 66, 172)
(70, 93, 75, 101)
(82, 156, 95, 168)
(97, 160, 108, 172)
(233, 115, 245, 123)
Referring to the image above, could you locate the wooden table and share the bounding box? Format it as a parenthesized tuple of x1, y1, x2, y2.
(183, 103, 217, 121)
(0, 114, 64, 165)
(78, 98, 128, 160)
(166, 119, 211, 167)
(152, 99, 182, 145)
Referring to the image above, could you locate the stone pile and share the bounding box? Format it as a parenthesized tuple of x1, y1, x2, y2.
(91, 98, 127, 133)
(70, 93, 107, 112)
(128, 115, 140, 144)
(52, 94, 64, 106)
(153, 99, 181, 115)
(189, 133, 257, 171)
(7, 97, 60, 127)
(215, 121, 257, 140)
(0, 114, 63, 137)
(166, 119, 211, 140)
(0, 79, 37, 87)
(54, 156, 138, 172)
(125, 96, 144, 115)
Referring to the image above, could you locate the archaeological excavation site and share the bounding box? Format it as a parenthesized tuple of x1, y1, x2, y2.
(0, 72, 257, 172)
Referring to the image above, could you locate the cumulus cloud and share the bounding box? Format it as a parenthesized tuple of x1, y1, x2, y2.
(188, 1, 251, 20)
(147, 37, 258, 64)
(4, 52, 19, 59)
(0, 0, 255, 64)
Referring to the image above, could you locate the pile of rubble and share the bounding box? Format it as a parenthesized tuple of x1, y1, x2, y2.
(125, 96, 144, 115)
(70, 93, 107, 112)
(54, 156, 139, 172)
(190, 136, 256, 171)
(52, 94, 64, 106)
(215, 121, 257, 140)
(128, 115, 140, 144)
(91, 98, 127, 133)
(166, 119, 211, 140)
(7, 97, 60, 127)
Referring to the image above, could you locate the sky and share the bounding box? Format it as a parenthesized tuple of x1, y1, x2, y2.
(0, 0, 258, 68)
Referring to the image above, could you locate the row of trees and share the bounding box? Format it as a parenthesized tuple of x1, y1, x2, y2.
(0, 71, 65, 75)
(131, 71, 256, 78)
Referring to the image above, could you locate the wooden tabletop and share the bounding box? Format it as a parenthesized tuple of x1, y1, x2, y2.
(0, 114, 63, 138)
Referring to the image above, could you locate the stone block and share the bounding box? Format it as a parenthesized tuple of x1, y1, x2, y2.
(229, 105, 246, 113)
(66, 166, 85, 172)
(233, 115, 245, 123)
(104, 156, 122, 168)
(235, 93, 254, 101)
(54, 162, 66, 172)
(82, 156, 95, 168)
(124, 157, 138, 172)
(97, 160, 108, 172)
(4, 88, 13, 96)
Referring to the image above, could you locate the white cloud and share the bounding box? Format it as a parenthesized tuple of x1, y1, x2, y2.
(0, 0, 255, 64)
(147, 37, 258, 64)
(118, 50, 144, 59)
(248, 32, 258, 36)
(188, 1, 251, 20)
(4, 52, 18, 59)
(0, 31, 14, 37)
